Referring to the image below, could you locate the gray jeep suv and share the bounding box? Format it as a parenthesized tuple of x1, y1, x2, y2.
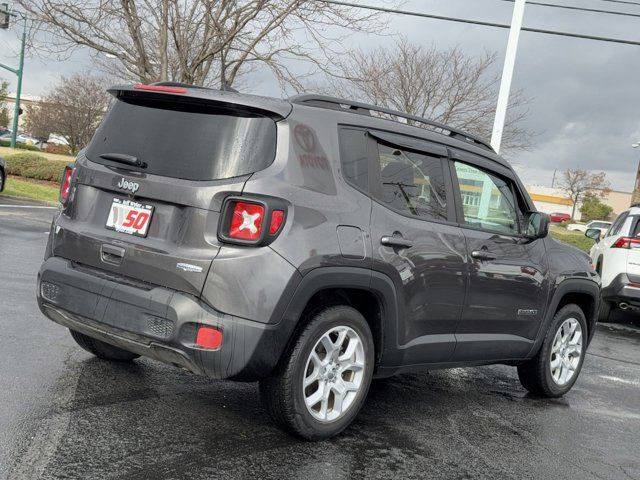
(37, 84, 600, 440)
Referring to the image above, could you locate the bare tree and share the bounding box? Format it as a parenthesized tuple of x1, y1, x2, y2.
(24, 101, 55, 143)
(26, 73, 110, 154)
(559, 169, 610, 220)
(321, 38, 532, 152)
(19, 0, 388, 89)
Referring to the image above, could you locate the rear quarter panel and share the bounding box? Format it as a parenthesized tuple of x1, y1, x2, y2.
(244, 106, 374, 276)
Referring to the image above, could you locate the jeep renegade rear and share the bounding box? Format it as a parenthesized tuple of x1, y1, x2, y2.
(38, 84, 600, 440)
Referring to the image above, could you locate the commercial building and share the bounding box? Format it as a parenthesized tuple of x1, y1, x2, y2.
(526, 185, 631, 221)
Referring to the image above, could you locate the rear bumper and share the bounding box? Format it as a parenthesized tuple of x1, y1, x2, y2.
(601, 273, 640, 306)
(37, 256, 288, 380)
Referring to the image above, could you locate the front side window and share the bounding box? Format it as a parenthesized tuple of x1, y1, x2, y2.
(454, 162, 519, 234)
(375, 142, 447, 221)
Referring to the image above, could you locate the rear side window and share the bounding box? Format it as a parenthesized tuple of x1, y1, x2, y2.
(339, 128, 370, 192)
(630, 216, 640, 237)
(607, 213, 627, 236)
(374, 142, 448, 221)
(87, 97, 277, 181)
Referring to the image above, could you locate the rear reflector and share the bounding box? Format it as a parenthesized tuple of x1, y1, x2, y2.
(133, 84, 188, 94)
(611, 237, 640, 249)
(229, 201, 265, 241)
(59, 165, 74, 204)
(269, 210, 285, 235)
(195, 326, 223, 350)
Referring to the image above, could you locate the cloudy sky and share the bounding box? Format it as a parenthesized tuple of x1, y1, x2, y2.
(0, 0, 638, 191)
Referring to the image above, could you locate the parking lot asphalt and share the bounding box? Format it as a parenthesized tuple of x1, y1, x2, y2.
(1, 198, 639, 480)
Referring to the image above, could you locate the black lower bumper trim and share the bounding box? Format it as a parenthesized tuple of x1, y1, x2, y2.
(37, 257, 290, 380)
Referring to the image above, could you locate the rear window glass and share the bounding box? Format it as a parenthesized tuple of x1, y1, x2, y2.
(87, 97, 277, 181)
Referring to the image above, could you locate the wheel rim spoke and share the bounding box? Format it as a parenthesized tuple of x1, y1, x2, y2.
(338, 336, 359, 362)
(340, 361, 364, 373)
(304, 367, 320, 388)
(334, 329, 347, 353)
(320, 336, 336, 358)
(305, 383, 325, 408)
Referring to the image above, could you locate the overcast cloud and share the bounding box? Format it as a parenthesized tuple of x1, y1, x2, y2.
(0, 0, 637, 190)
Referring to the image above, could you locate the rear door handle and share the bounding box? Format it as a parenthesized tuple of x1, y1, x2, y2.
(471, 250, 497, 261)
(381, 235, 413, 249)
(101, 244, 125, 265)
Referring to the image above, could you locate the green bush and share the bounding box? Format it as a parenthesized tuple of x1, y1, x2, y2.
(0, 140, 41, 151)
(580, 194, 613, 222)
(4, 152, 72, 183)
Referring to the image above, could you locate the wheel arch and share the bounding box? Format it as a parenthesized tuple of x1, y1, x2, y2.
(278, 267, 399, 371)
(529, 278, 600, 357)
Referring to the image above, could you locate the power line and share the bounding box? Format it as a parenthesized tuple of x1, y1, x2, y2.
(320, 0, 640, 46)
(497, 0, 640, 18)
(597, 0, 640, 6)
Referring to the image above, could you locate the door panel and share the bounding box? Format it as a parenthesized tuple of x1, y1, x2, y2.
(455, 228, 549, 361)
(450, 158, 549, 362)
(367, 136, 467, 365)
(371, 203, 467, 364)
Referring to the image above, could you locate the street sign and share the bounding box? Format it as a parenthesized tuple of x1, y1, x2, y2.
(0, 3, 9, 29)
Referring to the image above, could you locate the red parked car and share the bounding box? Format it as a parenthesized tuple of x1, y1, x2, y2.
(550, 212, 571, 223)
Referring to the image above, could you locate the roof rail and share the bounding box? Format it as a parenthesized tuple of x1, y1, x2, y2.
(289, 94, 494, 152)
(151, 81, 204, 89)
(151, 81, 239, 93)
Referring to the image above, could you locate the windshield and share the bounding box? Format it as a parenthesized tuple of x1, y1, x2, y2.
(87, 96, 277, 181)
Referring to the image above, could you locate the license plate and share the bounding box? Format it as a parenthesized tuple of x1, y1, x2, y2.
(105, 198, 154, 237)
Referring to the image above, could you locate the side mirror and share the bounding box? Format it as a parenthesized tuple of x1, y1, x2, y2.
(585, 228, 601, 242)
(524, 211, 550, 239)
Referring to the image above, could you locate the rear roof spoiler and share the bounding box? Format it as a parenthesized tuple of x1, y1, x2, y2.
(107, 84, 293, 120)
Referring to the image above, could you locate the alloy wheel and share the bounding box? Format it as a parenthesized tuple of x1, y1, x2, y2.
(550, 317, 583, 386)
(302, 326, 365, 423)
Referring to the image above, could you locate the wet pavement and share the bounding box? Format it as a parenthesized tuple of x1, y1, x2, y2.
(1, 198, 639, 480)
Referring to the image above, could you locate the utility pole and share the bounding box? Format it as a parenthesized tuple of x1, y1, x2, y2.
(491, 0, 527, 154)
(0, 5, 27, 149)
(632, 143, 640, 206)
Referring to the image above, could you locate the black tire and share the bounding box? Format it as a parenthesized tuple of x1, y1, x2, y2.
(598, 298, 613, 323)
(0, 171, 4, 192)
(69, 329, 140, 361)
(517, 304, 587, 397)
(259, 305, 374, 441)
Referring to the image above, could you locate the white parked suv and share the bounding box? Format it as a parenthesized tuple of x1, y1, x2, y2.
(568, 220, 612, 235)
(588, 206, 640, 320)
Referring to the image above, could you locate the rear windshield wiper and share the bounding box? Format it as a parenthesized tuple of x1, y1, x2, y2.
(99, 153, 147, 169)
